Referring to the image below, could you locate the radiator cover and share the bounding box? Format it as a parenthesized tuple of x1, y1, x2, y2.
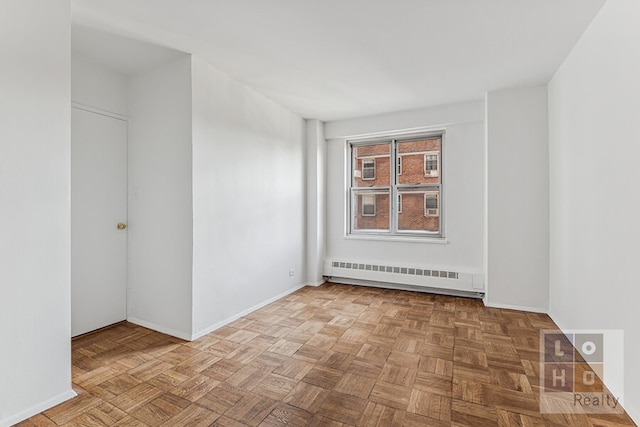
(323, 259, 484, 297)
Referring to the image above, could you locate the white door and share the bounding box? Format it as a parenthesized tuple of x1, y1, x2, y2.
(71, 107, 128, 337)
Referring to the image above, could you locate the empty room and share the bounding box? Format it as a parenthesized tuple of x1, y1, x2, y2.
(1, 0, 639, 426)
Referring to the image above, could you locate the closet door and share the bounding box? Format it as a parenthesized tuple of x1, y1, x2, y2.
(71, 107, 128, 336)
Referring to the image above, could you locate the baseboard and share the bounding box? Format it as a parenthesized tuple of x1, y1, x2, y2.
(191, 283, 307, 340)
(0, 389, 76, 427)
(330, 277, 484, 299)
(126, 317, 192, 341)
(304, 279, 326, 287)
(483, 299, 548, 314)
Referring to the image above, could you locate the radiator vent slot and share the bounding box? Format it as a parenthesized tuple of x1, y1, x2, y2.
(331, 261, 459, 280)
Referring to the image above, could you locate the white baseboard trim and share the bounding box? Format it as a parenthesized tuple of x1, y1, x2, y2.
(191, 283, 307, 340)
(126, 317, 192, 341)
(483, 300, 548, 314)
(331, 277, 484, 299)
(0, 389, 76, 427)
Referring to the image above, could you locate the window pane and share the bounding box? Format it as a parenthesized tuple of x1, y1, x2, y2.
(353, 143, 390, 187)
(353, 189, 390, 232)
(397, 138, 440, 185)
(397, 188, 440, 234)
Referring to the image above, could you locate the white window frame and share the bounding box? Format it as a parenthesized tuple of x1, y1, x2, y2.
(424, 152, 440, 177)
(348, 132, 444, 238)
(361, 194, 376, 216)
(424, 192, 439, 217)
(362, 158, 376, 180)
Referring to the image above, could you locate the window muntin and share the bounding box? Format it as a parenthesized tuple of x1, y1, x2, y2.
(349, 135, 442, 237)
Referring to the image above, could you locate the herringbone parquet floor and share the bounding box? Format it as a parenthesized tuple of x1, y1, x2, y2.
(19, 283, 636, 426)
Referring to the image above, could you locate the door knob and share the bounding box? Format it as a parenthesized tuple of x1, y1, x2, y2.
(117, 223, 127, 230)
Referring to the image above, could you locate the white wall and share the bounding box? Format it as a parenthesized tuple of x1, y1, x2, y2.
(127, 55, 194, 339)
(548, 0, 640, 422)
(485, 86, 549, 312)
(324, 101, 485, 275)
(71, 56, 128, 116)
(0, 1, 75, 425)
(191, 57, 306, 338)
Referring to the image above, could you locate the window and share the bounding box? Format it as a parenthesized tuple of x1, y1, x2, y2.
(424, 153, 439, 177)
(349, 134, 443, 237)
(362, 195, 376, 216)
(425, 192, 439, 216)
(362, 159, 375, 180)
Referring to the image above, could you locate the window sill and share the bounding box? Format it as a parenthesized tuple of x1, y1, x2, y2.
(344, 234, 448, 244)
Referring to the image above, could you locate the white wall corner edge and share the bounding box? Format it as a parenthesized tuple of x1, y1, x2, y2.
(0, 389, 77, 427)
(190, 283, 308, 341)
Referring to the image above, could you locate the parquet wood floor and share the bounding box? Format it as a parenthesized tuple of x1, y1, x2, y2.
(19, 283, 636, 426)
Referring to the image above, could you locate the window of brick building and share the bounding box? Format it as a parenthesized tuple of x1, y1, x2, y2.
(424, 192, 439, 216)
(349, 133, 443, 237)
(361, 195, 376, 216)
(362, 159, 375, 180)
(424, 153, 439, 177)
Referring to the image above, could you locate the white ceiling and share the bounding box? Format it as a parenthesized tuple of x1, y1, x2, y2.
(72, 25, 186, 76)
(72, 0, 606, 121)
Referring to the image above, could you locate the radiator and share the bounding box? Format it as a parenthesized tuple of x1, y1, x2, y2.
(323, 259, 485, 298)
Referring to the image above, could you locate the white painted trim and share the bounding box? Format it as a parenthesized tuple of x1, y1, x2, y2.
(71, 102, 128, 122)
(0, 389, 76, 427)
(190, 283, 307, 340)
(483, 299, 548, 314)
(343, 234, 448, 244)
(330, 277, 483, 299)
(126, 318, 192, 341)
